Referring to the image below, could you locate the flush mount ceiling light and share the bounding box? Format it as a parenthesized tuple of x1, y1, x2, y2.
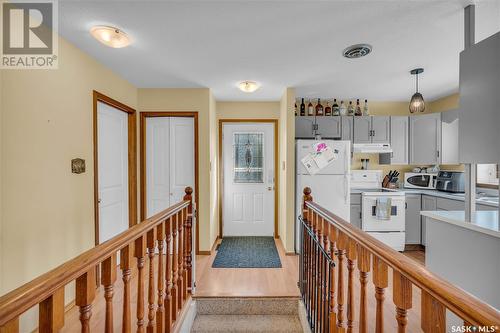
(238, 81, 260, 93)
(90, 25, 131, 48)
(409, 68, 425, 113)
(342, 44, 372, 59)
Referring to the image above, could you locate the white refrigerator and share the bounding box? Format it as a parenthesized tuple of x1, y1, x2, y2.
(295, 139, 351, 253)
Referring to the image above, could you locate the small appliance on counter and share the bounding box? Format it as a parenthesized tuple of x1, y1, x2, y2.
(382, 170, 400, 189)
(435, 171, 465, 193)
(404, 172, 437, 189)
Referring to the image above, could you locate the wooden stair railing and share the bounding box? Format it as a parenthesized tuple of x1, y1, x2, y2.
(0, 187, 194, 333)
(299, 187, 500, 333)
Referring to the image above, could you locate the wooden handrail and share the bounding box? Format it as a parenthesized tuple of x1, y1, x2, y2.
(301, 187, 500, 332)
(0, 196, 190, 327)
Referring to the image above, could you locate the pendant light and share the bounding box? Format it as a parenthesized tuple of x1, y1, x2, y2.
(409, 68, 425, 113)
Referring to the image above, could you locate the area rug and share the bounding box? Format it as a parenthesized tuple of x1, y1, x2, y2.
(212, 237, 282, 268)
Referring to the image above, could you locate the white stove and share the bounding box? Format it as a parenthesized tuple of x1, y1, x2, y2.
(351, 170, 406, 251)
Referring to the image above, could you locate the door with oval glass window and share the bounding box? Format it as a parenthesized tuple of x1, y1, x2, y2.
(222, 123, 275, 236)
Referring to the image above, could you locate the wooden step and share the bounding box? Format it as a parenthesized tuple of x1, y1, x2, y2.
(195, 297, 299, 315)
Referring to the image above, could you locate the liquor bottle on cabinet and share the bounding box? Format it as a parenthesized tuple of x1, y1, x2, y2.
(324, 100, 332, 116)
(363, 99, 369, 115)
(307, 99, 314, 116)
(295, 101, 297, 116)
(355, 99, 362, 116)
(347, 101, 355, 116)
(300, 98, 306, 116)
(315, 98, 324, 116)
(332, 99, 340, 116)
(339, 100, 347, 116)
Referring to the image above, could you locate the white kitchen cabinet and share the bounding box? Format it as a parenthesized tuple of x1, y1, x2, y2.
(421, 195, 437, 246)
(371, 116, 390, 143)
(441, 110, 459, 164)
(405, 194, 421, 244)
(477, 204, 497, 211)
(353, 116, 390, 144)
(409, 113, 442, 165)
(389, 116, 409, 164)
(353, 116, 372, 143)
(295, 116, 315, 138)
(459, 31, 500, 163)
(341, 116, 354, 142)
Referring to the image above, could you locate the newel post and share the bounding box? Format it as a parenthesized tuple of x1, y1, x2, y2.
(183, 186, 193, 293)
(303, 187, 313, 226)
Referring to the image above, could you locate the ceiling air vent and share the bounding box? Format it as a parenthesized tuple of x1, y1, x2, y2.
(342, 44, 372, 59)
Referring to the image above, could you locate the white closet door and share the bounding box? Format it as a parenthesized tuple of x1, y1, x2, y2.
(98, 102, 129, 243)
(146, 117, 195, 218)
(146, 117, 171, 218)
(169, 117, 195, 204)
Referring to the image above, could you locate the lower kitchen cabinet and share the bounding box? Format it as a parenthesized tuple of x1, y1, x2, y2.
(421, 195, 437, 246)
(436, 197, 464, 211)
(350, 204, 362, 229)
(405, 194, 421, 244)
(477, 204, 497, 211)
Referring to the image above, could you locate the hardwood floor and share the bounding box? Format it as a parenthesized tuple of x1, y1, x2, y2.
(194, 238, 301, 298)
(57, 239, 426, 332)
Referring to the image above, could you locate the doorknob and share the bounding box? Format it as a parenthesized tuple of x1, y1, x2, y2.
(98, 198, 101, 204)
(267, 186, 274, 191)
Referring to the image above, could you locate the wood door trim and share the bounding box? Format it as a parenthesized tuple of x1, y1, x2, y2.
(93, 91, 137, 246)
(218, 119, 279, 239)
(139, 111, 200, 254)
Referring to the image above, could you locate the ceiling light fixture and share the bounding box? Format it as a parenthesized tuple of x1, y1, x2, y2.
(238, 81, 260, 93)
(90, 25, 131, 48)
(409, 68, 425, 113)
(342, 44, 372, 59)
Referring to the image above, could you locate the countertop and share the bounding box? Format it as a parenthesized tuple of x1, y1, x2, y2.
(351, 188, 499, 207)
(421, 210, 500, 239)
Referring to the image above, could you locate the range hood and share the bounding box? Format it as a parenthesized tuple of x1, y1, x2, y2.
(353, 143, 393, 153)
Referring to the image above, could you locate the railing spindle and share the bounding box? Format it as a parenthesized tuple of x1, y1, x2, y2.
(393, 271, 413, 333)
(177, 210, 184, 311)
(421, 290, 446, 333)
(165, 217, 173, 332)
(135, 235, 147, 332)
(39, 287, 65, 332)
(0, 318, 19, 333)
(346, 238, 357, 333)
(146, 228, 157, 333)
(171, 213, 179, 322)
(328, 223, 337, 333)
(121, 244, 134, 333)
(357, 245, 371, 333)
(101, 254, 117, 333)
(75, 269, 96, 333)
(372, 256, 388, 333)
(336, 230, 346, 331)
(183, 187, 193, 295)
(156, 223, 165, 333)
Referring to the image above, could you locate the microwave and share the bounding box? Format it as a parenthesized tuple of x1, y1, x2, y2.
(404, 173, 437, 189)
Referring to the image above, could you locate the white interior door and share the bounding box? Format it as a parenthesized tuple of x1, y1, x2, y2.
(223, 123, 275, 236)
(146, 117, 195, 218)
(98, 102, 129, 243)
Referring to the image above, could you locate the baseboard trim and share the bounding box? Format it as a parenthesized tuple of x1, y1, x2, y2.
(197, 237, 220, 255)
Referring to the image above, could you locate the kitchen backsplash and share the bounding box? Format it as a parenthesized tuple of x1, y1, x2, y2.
(351, 153, 464, 177)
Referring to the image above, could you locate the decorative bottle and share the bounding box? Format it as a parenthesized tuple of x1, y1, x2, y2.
(300, 98, 306, 116)
(315, 98, 324, 116)
(355, 99, 362, 116)
(307, 99, 314, 116)
(339, 100, 347, 116)
(347, 101, 355, 116)
(332, 99, 340, 116)
(363, 99, 369, 116)
(324, 100, 332, 116)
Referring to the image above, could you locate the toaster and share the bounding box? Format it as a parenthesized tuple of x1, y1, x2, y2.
(435, 171, 465, 193)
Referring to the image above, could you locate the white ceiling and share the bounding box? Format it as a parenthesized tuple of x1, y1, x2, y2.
(58, 1, 500, 101)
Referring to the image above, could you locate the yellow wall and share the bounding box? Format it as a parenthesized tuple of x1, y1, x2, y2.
(209, 93, 218, 248)
(279, 88, 296, 252)
(137, 88, 216, 252)
(216, 101, 280, 119)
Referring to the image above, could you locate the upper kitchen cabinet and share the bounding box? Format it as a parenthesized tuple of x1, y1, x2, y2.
(341, 116, 354, 142)
(318, 117, 342, 138)
(295, 116, 315, 138)
(409, 113, 441, 164)
(353, 116, 372, 143)
(353, 116, 390, 144)
(441, 109, 459, 164)
(295, 116, 341, 139)
(459, 31, 500, 163)
(389, 116, 409, 164)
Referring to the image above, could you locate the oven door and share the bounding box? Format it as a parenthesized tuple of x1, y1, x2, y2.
(361, 196, 405, 232)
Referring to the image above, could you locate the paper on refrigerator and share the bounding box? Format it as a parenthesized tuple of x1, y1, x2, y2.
(301, 142, 339, 175)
